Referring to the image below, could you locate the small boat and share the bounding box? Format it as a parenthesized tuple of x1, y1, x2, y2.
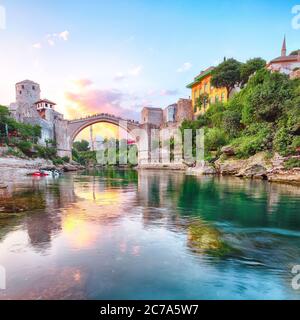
(32, 171, 49, 177)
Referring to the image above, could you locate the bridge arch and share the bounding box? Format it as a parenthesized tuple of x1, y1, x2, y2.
(69, 117, 136, 144)
(56, 113, 152, 164)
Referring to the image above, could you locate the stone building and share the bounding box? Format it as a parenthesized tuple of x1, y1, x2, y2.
(267, 37, 300, 76)
(8, 80, 64, 145)
(141, 107, 164, 127)
(163, 104, 177, 123)
(141, 99, 193, 128)
(176, 99, 193, 123)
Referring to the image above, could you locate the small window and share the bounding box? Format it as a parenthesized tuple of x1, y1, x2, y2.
(32, 86, 35, 90)
(19, 91, 22, 95)
(22, 85, 24, 89)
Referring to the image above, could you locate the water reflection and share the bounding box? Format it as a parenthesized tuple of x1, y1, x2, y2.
(0, 170, 300, 299)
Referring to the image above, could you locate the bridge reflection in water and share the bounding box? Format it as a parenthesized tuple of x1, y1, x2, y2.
(0, 170, 300, 299)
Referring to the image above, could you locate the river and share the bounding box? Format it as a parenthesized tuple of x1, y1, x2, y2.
(0, 169, 300, 300)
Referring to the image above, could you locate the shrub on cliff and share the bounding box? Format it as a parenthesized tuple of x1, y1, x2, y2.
(205, 128, 228, 152)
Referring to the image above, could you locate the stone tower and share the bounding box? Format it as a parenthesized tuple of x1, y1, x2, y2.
(16, 80, 41, 106)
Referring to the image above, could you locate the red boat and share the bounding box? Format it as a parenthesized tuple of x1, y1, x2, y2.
(32, 172, 49, 177)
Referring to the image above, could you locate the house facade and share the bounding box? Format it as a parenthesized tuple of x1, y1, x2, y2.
(186, 67, 228, 117)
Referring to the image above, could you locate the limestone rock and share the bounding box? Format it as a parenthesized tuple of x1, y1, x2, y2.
(62, 163, 85, 172)
(187, 164, 216, 175)
(215, 158, 246, 175)
(236, 164, 267, 179)
(221, 146, 236, 156)
(0, 182, 8, 189)
(268, 170, 300, 185)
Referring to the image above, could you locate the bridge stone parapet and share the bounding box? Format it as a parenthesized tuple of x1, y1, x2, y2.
(55, 113, 152, 164)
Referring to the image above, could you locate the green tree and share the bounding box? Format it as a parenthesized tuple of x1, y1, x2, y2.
(195, 93, 209, 112)
(240, 58, 266, 87)
(73, 139, 90, 152)
(243, 70, 293, 123)
(211, 58, 242, 99)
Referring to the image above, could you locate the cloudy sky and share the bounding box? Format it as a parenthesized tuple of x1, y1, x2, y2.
(0, 0, 299, 139)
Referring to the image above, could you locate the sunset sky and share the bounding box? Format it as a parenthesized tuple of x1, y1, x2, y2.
(0, 0, 299, 140)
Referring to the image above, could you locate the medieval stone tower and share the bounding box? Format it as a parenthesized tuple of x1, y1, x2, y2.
(15, 80, 41, 106)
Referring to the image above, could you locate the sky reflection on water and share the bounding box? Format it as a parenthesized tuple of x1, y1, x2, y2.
(0, 170, 300, 300)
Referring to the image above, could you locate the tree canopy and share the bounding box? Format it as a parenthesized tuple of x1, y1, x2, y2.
(240, 58, 266, 87)
(211, 58, 242, 99)
(73, 139, 90, 152)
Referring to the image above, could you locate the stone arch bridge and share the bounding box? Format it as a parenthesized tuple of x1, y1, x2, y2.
(55, 113, 153, 164)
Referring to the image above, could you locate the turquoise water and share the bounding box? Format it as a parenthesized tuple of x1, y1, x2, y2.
(0, 169, 300, 300)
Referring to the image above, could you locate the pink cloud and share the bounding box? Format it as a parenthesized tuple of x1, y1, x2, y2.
(73, 79, 93, 88)
(160, 89, 179, 96)
(65, 87, 139, 121)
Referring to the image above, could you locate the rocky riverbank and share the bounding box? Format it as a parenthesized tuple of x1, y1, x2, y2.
(187, 151, 300, 185)
(0, 156, 85, 186)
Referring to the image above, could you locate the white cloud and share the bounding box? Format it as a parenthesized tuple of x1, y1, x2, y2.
(48, 39, 55, 46)
(33, 30, 70, 49)
(177, 62, 192, 73)
(114, 72, 127, 81)
(128, 65, 143, 76)
(33, 43, 42, 49)
(59, 30, 70, 41)
(113, 66, 143, 82)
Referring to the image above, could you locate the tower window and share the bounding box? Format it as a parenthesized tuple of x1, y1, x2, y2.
(32, 86, 35, 90)
(22, 85, 24, 89)
(19, 91, 22, 95)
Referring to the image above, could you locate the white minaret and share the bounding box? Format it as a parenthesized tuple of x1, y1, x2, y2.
(16, 80, 41, 106)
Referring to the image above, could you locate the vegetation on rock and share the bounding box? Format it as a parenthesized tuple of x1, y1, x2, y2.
(182, 65, 300, 167)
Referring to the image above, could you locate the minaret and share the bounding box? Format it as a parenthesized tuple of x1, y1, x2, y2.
(281, 36, 287, 57)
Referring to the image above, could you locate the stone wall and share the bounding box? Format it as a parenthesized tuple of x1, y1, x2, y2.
(176, 99, 193, 123)
(55, 119, 71, 158)
(24, 117, 54, 145)
(141, 107, 163, 127)
(16, 80, 41, 107)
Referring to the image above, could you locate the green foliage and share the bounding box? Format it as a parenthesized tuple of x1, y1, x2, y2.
(5, 147, 25, 158)
(73, 140, 90, 152)
(184, 62, 300, 161)
(284, 158, 300, 169)
(61, 156, 70, 163)
(52, 158, 64, 166)
(222, 110, 243, 138)
(205, 128, 228, 152)
(195, 93, 209, 112)
(231, 124, 274, 158)
(273, 127, 291, 156)
(240, 58, 266, 86)
(242, 70, 293, 124)
(290, 50, 300, 56)
(72, 147, 96, 166)
(211, 58, 242, 98)
(17, 141, 33, 156)
(35, 145, 57, 159)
